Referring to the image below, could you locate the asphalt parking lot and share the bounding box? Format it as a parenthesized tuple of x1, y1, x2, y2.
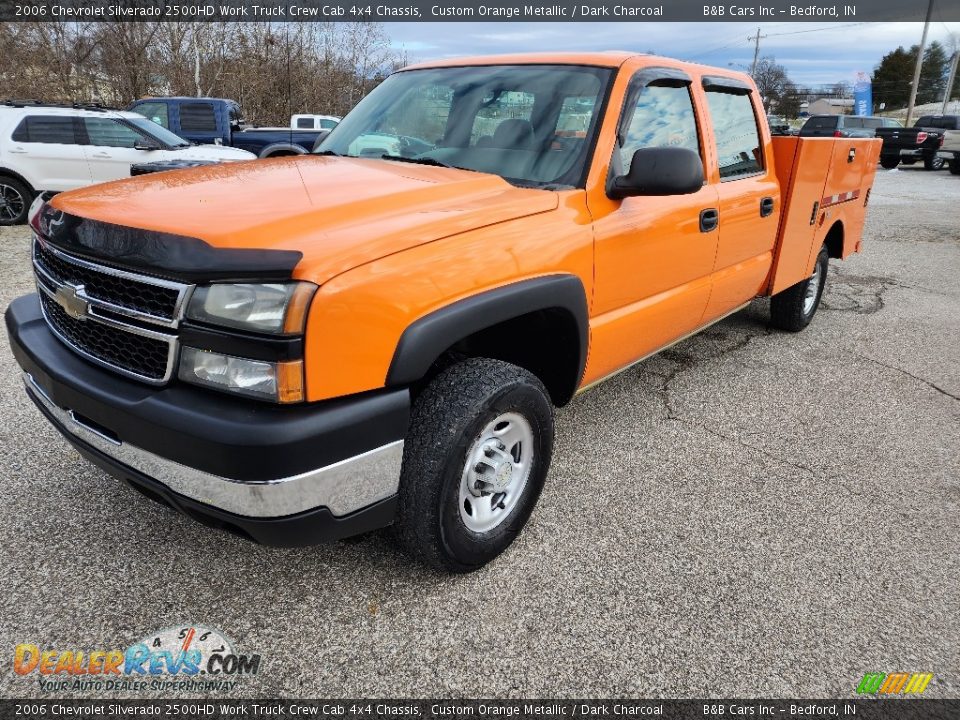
(1, 166, 958, 700)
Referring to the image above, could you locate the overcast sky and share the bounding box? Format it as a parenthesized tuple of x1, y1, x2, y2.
(384, 22, 960, 86)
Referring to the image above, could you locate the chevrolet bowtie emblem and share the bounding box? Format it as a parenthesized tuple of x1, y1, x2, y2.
(54, 284, 89, 321)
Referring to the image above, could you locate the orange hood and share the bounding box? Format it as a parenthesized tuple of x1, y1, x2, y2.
(51, 156, 559, 284)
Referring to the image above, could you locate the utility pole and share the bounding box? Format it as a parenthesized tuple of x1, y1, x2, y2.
(749, 27, 767, 77)
(944, 50, 959, 114)
(905, 0, 934, 126)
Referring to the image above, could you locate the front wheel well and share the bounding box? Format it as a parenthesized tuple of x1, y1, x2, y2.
(415, 308, 584, 408)
(0, 168, 36, 195)
(823, 221, 844, 259)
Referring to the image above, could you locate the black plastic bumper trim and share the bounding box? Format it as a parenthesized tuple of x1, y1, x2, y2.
(6, 293, 410, 482)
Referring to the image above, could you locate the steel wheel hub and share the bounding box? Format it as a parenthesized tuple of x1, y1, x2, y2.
(458, 412, 534, 533)
(803, 259, 822, 315)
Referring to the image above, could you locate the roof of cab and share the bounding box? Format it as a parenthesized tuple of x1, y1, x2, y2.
(400, 52, 756, 85)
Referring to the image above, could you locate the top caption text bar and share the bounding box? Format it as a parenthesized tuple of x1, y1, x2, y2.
(2, 0, 960, 23)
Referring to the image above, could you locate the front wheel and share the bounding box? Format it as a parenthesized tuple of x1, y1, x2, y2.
(0, 176, 31, 226)
(770, 244, 829, 332)
(923, 155, 945, 171)
(395, 358, 554, 572)
(879, 156, 900, 170)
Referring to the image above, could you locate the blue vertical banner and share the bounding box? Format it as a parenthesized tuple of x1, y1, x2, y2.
(853, 72, 873, 116)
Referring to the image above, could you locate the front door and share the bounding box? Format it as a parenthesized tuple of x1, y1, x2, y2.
(81, 118, 164, 183)
(589, 75, 719, 382)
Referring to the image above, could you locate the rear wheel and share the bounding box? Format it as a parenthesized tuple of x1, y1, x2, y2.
(395, 358, 554, 572)
(879, 156, 900, 170)
(923, 155, 945, 171)
(770, 244, 829, 332)
(0, 176, 31, 226)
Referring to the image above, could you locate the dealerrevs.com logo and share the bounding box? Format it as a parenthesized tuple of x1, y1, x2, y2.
(13, 625, 261, 693)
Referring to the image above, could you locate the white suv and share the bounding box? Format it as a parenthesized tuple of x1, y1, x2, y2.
(0, 103, 255, 225)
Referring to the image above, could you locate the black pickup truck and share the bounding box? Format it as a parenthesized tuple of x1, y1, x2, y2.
(876, 115, 960, 170)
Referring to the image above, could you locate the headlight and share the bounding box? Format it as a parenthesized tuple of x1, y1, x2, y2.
(178, 347, 304, 403)
(186, 282, 316, 335)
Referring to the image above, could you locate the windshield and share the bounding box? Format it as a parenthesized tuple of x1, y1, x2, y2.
(127, 116, 191, 148)
(316, 64, 613, 189)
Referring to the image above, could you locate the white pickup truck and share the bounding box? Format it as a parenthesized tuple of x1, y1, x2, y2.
(938, 129, 960, 175)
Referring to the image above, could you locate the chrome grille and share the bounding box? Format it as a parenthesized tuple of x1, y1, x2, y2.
(32, 236, 191, 384)
(39, 291, 173, 381)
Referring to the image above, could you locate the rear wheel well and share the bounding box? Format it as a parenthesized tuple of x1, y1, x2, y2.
(414, 308, 583, 407)
(823, 221, 844, 259)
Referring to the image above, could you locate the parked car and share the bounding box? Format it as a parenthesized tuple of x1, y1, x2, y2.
(291, 114, 340, 131)
(937, 129, 960, 175)
(7, 53, 881, 571)
(127, 97, 325, 158)
(767, 116, 791, 135)
(0, 102, 254, 225)
(876, 115, 960, 170)
(799, 114, 900, 138)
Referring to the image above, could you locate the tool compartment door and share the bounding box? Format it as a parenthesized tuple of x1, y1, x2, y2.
(818, 137, 882, 260)
(767, 136, 881, 295)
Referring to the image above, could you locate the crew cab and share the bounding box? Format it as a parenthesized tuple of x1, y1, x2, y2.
(5, 53, 881, 572)
(876, 114, 960, 170)
(937, 128, 960, 175)
(0, 103, 254, 225)
(127, 97, 325, 158)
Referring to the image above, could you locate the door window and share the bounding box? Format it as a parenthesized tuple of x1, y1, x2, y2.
(620, 83, 701, 172)
(179, 103, 217, 133)
(11, 116, 77, 144)
(83, 118, 144, 148)
(704, 90, 763, 180)
(133, 102, 170, 129)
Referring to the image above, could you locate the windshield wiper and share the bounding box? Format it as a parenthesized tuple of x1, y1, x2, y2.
(380, 154, 452, 168)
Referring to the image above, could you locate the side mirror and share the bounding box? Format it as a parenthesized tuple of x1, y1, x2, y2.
(134, 139, 160, 151)
(608, 147, 704, 199)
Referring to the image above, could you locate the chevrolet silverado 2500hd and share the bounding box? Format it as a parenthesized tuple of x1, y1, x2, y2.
(5, 53, 881, 571)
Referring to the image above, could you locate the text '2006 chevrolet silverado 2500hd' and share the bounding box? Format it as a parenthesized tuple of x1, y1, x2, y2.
(6, 53, 881, 572)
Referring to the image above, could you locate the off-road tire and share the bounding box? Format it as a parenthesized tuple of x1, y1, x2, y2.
(0, 176, 32, 226)
(770, 244, 829, 332)
(923, 154, 945, 171)
(395, 358, 554, 573)
(879, 156, 900, 170)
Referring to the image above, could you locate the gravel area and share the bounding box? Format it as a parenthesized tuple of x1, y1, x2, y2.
(0, 166, 958, 699)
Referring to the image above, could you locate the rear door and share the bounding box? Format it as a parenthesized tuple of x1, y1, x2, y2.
(700, 78, 780, 321)
(80, 117, 166, 182)
(7, 115, 91, 191)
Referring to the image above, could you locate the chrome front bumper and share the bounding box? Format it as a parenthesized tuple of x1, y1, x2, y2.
(24, 371, 404, 519)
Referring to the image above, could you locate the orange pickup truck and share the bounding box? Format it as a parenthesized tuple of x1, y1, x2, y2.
(6, 53, 880, 571)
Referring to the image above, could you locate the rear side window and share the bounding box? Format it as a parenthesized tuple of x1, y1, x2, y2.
(83, 118, 143, 148)
(11, 116, 77, 144)
(620, 83, 701, 171)
(803, 116, 837, 131)
(296, 117, 313, 129)
(179, 103, 217, 133)
(844, 117, 865, 129)
(705, 90, 763, 180)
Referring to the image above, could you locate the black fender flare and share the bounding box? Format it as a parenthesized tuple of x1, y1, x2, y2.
(386, 274, 589, 398)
